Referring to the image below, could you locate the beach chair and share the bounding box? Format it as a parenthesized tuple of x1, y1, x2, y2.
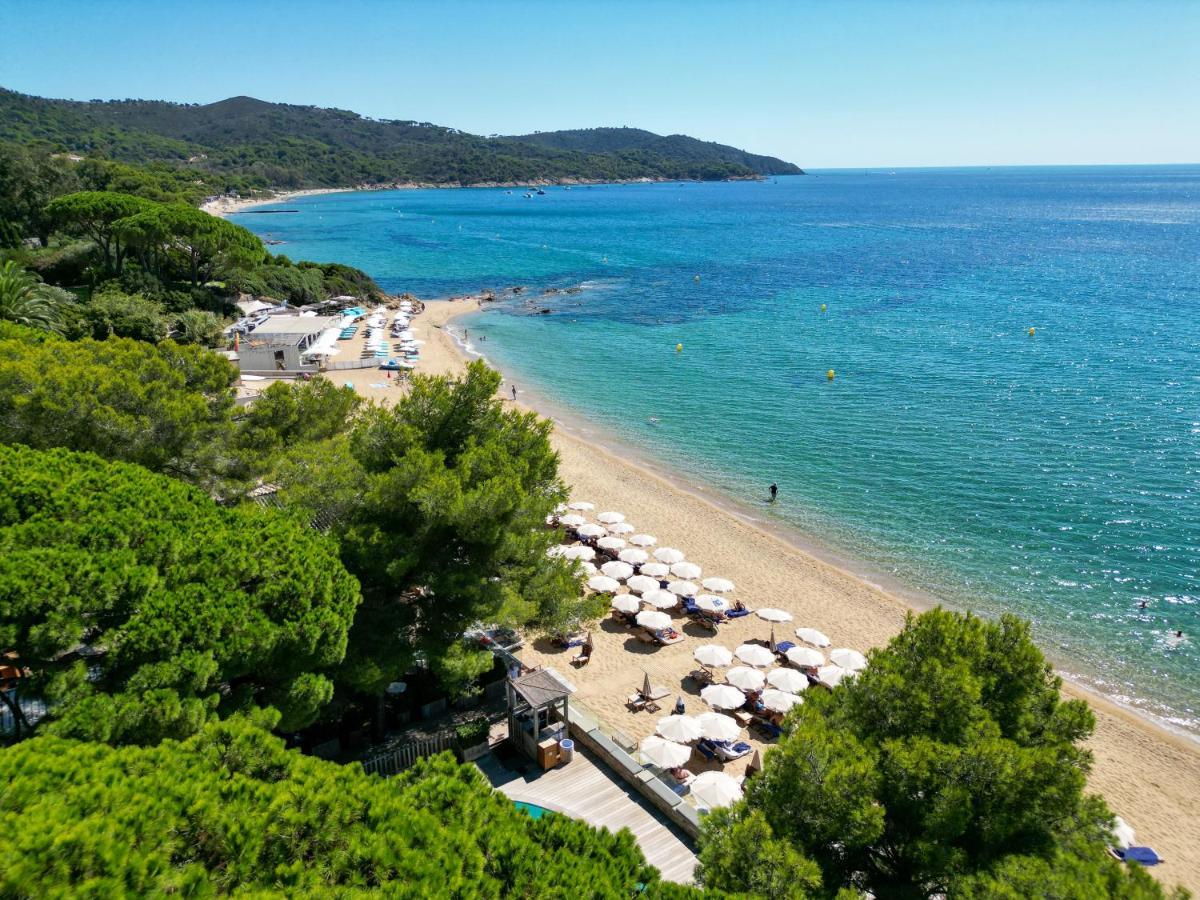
(572, 645, 591, 668)
(653, 628, 684, 646)
(725, 607, 751, 620)
(688, 667, 714, 687)
(711, 740, 753, 762)
(773, 640, 796, 658)
(695, 740, 719, 762)
(626, 693, 648, 712)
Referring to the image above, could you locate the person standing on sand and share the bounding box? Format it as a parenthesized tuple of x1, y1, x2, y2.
(511, 384, 517, 402)
(769, 483, 778, 502)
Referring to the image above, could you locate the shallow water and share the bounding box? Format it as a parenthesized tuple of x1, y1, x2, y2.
(234, 168, 1200, 734)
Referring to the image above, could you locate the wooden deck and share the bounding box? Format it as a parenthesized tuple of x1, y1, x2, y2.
(476, 747, 698, 884)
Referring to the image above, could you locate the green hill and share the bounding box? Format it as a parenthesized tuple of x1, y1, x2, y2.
(0, 89, 802, 190)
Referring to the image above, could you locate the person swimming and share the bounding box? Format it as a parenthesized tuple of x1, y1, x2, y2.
(769, 483, 778, 502)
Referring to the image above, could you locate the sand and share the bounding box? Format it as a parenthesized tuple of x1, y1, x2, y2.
(201, 188, 353, 217)
(335, 298, 1200, 892)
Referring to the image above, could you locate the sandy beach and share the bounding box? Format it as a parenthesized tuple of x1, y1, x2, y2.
(201, 188, 353, 217)
(322, 298, 1200, 891)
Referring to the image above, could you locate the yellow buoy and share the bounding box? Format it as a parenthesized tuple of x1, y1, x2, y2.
(820, 303, 827, 312)
(826, 369, 836, 380)
(1028, 327, 1036, 336)
(676, 343, 683, 352)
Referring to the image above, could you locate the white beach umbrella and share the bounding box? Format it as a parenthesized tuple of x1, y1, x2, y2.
(735, 643, 777, 667)
(657, 714, 703, 743)
(619, 548, 649, 565)
(653, 547, 686, 565)
(702, 577, 735, 593)
(816, 665, 850, 689)
(756, 608, 793, 623)
(562, 545, 595, 561)
(725, 666, 766, 691)
(696, 711, 741, 742)
(640, 562, 670, 578)
(596, 511, 625, 524)
(785, 646, 825, 668)
(597, 536, 626, 551)
(612, 595, 640, 614)
(693, 644, 734, 668)
(576, 523, 606, 538)
(700, 684, 746, 710)
(761, 689, 803, 713)
(642, 589, 679, 609)
(691, 771, 743, 809)
(694, 595, 728, 613)
(767, 668, 809, 693)
(629, 533, 658, 547)
(600, 561, 634, 580)
(568, 501, 595, 511)
(576, 561, 597, 576)
(1112, 817, 1137, 850)
(587, 575, 621, 593)
(667, 581, 699, 597)
(830, 648, 868, 671)
(795, 627, 832, 648)
(607, 522, 635, 535)
(640, 735, 693, 769)
(626, 574, 659, 594)
(671, 561, 703, 580)
(636, 610, 673, 630)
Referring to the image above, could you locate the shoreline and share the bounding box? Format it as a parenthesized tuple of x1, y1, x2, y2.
(409, 297, 1200, 890)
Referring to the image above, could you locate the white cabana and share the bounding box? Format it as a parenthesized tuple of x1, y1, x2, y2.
(756, 608, 793, 623)
(830, 648, 868, 671)
(587, 575, 621, 593)
(693, 644, 733, 668)
(629, 534, 658, 547)
(562, 546, 595, 561)
(761, 689, 803, 713)
(816, 664, 850, 689)
(600, 561, 634, 580)
(618, 548, 649, 565)
(725, 666, 766, 691)
(694, 595, 728, 613)
(671, 561, 703, 580)
(700, 684, 746, 710)
(636, 610, 673, 630)
(607, 522, 635, 535)
(576, 523, 606, 538)
(785, 646, 825, 668)
(596, 511, 626, 524)
(735, 643, 777, 667)
(597, 536, 626, 551)
(626, 574, 660, 594)
(795, 627, 832, 648)
(640, 735, 693, 769)
(568, 501, 595, 511)
(767, 668, 809, 693)
(657, 714, 703, 743)
(702, 577, 735, 593)
(667, 581, 699, 597)
(653, 547, 686, 565)
(696, 712, 741, 742)
(640, 562, 670, 578)
(642, 589, 678, 609)
(612, 595, 640, 614)
(691, 771, 743, 809)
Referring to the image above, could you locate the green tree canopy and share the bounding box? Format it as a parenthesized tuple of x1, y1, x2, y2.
(72, 285, 169, 342)
(277, 361, 593, 698)
(0, 445, 361, 744)
(0, 326, 236, 484)
(44, 189, 153, 274)
(697, 609, 1182, 899)
(171, 307, 226, 346)
(0, 718, 689, 897)
(116, 202, 263, 286)
(0, 141, 80, 246)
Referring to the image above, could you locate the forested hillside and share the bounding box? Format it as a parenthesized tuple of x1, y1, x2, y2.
(0, 89, 802, 189)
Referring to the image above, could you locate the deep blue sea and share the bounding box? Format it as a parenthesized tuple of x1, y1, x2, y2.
(233, 168, 1200, 734)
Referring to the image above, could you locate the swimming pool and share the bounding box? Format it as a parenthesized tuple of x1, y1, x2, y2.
(514, 801, 552, 819)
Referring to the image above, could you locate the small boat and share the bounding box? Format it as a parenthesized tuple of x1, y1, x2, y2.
(536, 189, 546, 195)
(524, 193, 532, 198)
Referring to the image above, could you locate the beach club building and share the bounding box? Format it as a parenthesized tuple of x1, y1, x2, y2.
(236, 315, 342, 373)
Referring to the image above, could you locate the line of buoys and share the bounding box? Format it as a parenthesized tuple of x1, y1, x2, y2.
(826, 369, 836, 380)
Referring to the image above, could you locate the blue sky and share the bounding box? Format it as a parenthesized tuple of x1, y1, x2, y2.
(3, 0, 1197, 167)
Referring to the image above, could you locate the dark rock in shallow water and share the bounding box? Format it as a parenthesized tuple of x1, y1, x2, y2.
(537, 308, 552, 315)
(512, 286, 525, 294)
(564, 287, 582, 294)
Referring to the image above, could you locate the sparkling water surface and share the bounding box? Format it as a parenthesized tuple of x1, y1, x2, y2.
(233, 168, 1200, 734)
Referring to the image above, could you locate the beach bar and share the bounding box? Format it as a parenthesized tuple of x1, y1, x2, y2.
(506, 669, 572, 769)
(236, 315, 342, 373)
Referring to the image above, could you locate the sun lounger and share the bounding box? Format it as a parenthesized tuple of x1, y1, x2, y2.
(774, 641, 796, 656)
(696, 739, 719, 762)
(725, 608, 751, 619)
(652, 628, 684, 646)
(710, 740, 753, 762)
(688, 667, 714, 686)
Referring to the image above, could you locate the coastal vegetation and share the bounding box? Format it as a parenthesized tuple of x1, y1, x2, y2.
(0, 89, 803, 191)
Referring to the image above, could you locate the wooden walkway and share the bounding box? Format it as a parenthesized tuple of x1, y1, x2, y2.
(476, 747, 698, 884)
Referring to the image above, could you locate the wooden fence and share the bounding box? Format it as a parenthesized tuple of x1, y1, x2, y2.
(360, 732, 456, 777)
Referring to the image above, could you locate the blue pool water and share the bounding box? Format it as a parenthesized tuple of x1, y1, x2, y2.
(233, 168, 1200, 735)
(514, 800, 551, 819)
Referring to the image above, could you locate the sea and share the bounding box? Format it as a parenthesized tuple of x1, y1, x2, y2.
(232, 167, 1200, 736)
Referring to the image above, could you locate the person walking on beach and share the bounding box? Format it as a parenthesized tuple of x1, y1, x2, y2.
(511, 384, 518, 402)
(769, 482, 778, 502)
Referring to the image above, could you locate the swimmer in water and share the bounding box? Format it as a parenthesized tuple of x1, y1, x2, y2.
(1139, 600, 1148, 609)
(648, 416, 660, 425)
(769, 483, 778, 502)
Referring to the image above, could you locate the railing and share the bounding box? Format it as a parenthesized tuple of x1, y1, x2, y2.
(360, 731, 456, 777)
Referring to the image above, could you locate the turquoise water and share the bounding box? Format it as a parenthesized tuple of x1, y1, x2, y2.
(233, 168, 1200, 734)
(514, 800, 551, 819)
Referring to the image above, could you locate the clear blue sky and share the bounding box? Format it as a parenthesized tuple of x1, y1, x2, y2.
(3, 0, 1197, 167)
